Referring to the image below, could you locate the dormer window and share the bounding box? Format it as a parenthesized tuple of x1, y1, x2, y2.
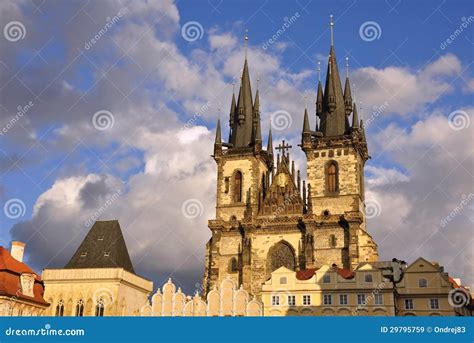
(80, 252, 87, 257)
(104, 251, 110, 257)
(364, 274, 373, 283)
(98, 236, 104, 241)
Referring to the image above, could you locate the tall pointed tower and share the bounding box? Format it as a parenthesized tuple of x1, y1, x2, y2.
(204, 34, 312, 298)
(301, 16, 378, 270)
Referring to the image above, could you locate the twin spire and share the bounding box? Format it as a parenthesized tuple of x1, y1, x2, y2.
(215, 31, 273, 157)
(313, 15, 362, 137)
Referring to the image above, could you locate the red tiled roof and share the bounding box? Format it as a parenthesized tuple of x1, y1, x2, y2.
(0, 247, 49, 306)
(296, 268, 317, 280)
(336, 267, 355, 279)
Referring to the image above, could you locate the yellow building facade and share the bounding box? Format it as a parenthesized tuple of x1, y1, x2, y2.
(42, 220, 153, 316)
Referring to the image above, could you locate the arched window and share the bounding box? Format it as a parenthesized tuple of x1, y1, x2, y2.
(233, 171, 242, 202)
(327, 161, 338, 193)
(95, 298, 105, 317)
(266, 241, 296, 277)
(329, 234, 337, 248)
(76, 299, 84, 317)
(229, 257, 238, 273)
(55, 299, 64, 316)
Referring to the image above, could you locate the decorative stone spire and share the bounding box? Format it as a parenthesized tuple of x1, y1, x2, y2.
(316, 61, 324, 118)
(215, 111, 222, 144)
(303, 107, 310, 133)
(267, 123, 273, 155)
(344, 57, 353, 116)
(352, 102, 359, 130)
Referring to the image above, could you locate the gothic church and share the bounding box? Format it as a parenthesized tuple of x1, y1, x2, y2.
(203, 20, 378, 298)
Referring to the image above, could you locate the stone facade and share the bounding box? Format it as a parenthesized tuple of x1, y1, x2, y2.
(42, 268, 152, 316)
(203, 34, 378, 300)
(141, 276, 262, 316)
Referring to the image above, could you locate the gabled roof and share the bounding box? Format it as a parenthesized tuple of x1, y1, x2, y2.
(0, 247, 48, 306)
(404, 257, 439, 273)
(65, 220, 135, 273)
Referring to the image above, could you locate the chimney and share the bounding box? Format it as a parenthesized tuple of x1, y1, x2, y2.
(10, 241, 25, 262)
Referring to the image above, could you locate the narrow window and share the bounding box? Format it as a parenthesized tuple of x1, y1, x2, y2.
(76, 299, 84, 316)
(303, 295, 311, 306)
(323, 294, 332, 305)
(95, 298, 105, 317)
(229, 257, 238, 273)
(430, 298, 439, 310)
(271, 295, 280, 306)
(55, 300, 64, 316)
(405, 299, 414, 310)
(329, 235, 337, 248)
(374, 294, 384, 305)
(357, 294, 366, 306)
(287, 295, 296, 306)
(327, 161, 338, 193)
(339, 294, 348, 305)
(234, 171, 242, 203)
(224, 177, 230, 193)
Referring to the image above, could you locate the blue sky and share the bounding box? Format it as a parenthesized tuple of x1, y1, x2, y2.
(0, 0, 473, 292)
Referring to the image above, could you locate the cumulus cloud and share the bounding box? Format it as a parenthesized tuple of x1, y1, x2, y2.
(366, 108, 474, 287)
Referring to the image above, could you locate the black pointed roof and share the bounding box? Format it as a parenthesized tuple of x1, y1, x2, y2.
(230, 59, 254, 147)
(65, 220, 135, 273)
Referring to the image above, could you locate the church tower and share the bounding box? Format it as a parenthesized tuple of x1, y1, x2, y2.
(203, 22, 378, 299)
(301, 16, 378, 270)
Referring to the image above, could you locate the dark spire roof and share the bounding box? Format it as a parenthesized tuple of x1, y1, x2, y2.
(316, 79, 323, 116)
(228, 92, 236, 141)
(229, 58, 254, 148)
(253, 87, 262, 143)
(267, 125, 273, 154)
(215, 115, 222, 143)
(318, 17, 348, 137)
(352, 102, 359, 129)
(65, 220, 135, 273)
